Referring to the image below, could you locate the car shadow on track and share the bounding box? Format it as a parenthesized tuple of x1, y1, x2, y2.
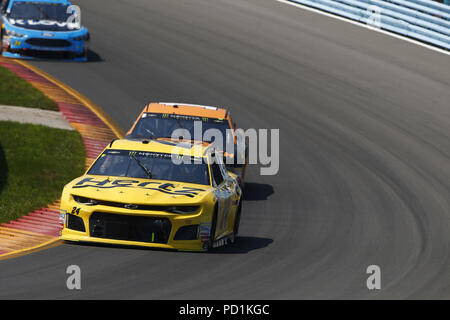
(19, 49, 103, 63)
(86, 49, 103, 62)
(243, 182, 274, 201)
(208, 236, 273, 254)
(62, 235, 273, 255)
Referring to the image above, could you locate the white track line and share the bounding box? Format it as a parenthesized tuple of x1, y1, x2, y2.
(276, 0, 450, 56)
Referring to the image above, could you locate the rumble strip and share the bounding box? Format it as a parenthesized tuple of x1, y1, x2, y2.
(0, 57, 124, 260)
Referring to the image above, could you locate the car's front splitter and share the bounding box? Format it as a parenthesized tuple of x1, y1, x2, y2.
(2, 50, 87, 62)
(61, 232, 208, 252)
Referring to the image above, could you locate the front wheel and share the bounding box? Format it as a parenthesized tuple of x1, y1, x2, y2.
(208, 204, 218, 249)
(233, 199, 242, 238)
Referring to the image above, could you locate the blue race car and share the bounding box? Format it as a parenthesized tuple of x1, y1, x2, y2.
(1, 0, 89, 61)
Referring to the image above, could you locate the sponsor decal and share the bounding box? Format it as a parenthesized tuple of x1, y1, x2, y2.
(3, 37, 10, 49)
(144, 112, 228, 124)
(199, 223, 211, 239)
(8, 18, 78, 29)
(72, 177, 206, 198)
(58, 210, 67, 236)
(199, 223, 211, 249)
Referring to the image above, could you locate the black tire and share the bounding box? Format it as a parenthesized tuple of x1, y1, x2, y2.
(233, 198, 242, 238)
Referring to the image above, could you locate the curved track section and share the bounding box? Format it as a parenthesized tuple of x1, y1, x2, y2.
(0, 0, 449, 299)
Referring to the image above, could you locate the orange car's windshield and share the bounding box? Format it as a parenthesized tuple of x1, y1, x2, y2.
(130, 113, 233, 144)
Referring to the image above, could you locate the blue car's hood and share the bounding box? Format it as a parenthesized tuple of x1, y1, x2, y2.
(5, 16, 83, 32)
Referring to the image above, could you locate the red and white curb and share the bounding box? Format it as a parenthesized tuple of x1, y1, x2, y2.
(0, 57, 123, 259)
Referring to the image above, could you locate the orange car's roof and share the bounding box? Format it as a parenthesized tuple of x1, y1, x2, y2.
(144, 102, 228, 119)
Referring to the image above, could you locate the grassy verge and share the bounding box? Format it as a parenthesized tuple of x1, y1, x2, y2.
(0, 121, 85, 223)
(0, 65, 58, 110)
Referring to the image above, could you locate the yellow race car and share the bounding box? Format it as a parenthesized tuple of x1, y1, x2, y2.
(59, 138, 243, 251)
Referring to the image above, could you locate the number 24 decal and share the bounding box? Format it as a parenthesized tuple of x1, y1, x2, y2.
(71, 207, 81, 215)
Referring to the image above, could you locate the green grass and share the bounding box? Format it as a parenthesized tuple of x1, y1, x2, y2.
(0, 65, 58, 110)
(0, 121, 85, 223)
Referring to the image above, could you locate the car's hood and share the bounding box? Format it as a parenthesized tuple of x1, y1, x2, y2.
(66, 175, 212, 205)
(5, 16, 84, 32)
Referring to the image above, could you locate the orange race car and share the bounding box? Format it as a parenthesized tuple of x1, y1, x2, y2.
(126, 102, 248, 187)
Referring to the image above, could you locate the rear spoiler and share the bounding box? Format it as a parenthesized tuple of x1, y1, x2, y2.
(158, 102, 219, 111)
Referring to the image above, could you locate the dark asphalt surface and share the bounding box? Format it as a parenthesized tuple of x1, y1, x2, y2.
(1, 0, 449, 299)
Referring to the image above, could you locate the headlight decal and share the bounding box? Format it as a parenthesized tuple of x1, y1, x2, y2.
(73, 195, 99, 206)
(6, 29, 25, 38)
(165, 206, 200, 214)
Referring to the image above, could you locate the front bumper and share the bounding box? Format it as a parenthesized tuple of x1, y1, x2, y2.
(59, 202, 212, 252)
(2, 36, 88, 61)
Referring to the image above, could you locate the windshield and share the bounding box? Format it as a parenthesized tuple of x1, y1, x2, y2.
(88, 149, 210, 186)
(130, 113, 233, 145)
(8, 2, 71, 21)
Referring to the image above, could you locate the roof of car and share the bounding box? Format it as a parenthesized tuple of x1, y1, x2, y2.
(144, 102, 228, 119)
(107, 138, 214, 158)
(10, 0, 70, 3)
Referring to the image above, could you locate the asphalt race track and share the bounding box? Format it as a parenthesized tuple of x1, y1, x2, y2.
(0, 0, 449, 299)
